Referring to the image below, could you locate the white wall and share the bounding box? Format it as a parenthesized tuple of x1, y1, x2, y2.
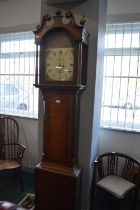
(107, 0, 140, 16)
(16, 117, 39, 170)
(99, 0, 140, 159)
(99, 129, 140, 159)
(0, 0, 41, 29)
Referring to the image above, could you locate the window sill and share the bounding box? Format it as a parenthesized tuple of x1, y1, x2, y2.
(100, 126, 140, 134)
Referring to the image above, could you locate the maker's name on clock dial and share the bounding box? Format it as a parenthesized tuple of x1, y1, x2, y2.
(45, 48, 74, 81)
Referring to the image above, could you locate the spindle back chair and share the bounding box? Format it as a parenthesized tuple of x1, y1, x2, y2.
(0, 116, 26, 190)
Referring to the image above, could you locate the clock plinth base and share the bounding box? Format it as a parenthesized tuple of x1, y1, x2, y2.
(34, 163, 82, 210)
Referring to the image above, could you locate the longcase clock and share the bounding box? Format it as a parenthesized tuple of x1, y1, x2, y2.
(33, 10, 89, 210)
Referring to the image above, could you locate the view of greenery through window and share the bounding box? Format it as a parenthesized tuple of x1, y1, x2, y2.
(0, 31, 38, 118)
(101, 22, 140, 131)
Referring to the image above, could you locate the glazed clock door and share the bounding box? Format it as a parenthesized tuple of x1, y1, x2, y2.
(40, 30, 75, 83)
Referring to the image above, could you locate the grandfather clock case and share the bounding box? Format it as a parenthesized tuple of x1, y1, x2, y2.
(34, 10, 89, 210)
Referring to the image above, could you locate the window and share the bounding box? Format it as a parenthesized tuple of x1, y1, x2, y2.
(101, 22, 140, 131)
(0, 31, 38, 118)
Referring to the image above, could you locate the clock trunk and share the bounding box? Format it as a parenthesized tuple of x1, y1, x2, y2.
(42, 90, 79, 166)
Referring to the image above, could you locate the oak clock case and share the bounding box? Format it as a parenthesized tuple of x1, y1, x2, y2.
(34, 11, 89, 210)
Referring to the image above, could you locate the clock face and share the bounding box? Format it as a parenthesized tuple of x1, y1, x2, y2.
(45, 47, 74, 81)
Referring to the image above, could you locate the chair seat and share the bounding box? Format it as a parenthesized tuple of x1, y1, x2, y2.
(0, 159, 20, 170)
(96, 175, 135, 199)
(0, 201, 26, 210)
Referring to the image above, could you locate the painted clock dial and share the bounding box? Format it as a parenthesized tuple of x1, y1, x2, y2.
(45, 47, 74, 81)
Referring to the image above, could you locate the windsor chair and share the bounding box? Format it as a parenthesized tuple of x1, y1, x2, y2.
(0, 116, 26, 190)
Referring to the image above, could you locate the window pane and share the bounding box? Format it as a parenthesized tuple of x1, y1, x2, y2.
(114, 56, 122, 76)
(123, 34, 132, 48)
(131, 33, 140, 48)
(121, 56, 130, 76)
(115, 34, 124, 48)
(104, 56, 115, 76)
(129, 56, 139, 77)
(105, 34, 116, 48)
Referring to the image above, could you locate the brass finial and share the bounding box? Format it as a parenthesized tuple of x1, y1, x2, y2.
(36, 24, 40, 30)
(46, 15, 51, 21)
(55, 9, 62, 16)
(44, 14, 51, 21)
(65, 11, 72, 19)
(80, 15, 86, 26)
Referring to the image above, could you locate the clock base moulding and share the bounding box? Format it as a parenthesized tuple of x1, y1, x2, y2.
(35, 163, 82, 210)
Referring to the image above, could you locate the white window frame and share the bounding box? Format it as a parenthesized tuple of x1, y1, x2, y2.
(0, 30, 38, 119)
(101, 21, 140, 132)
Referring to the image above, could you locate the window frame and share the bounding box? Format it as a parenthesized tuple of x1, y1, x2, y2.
(0, 29, 38, 119)
(101, 21, 140, 132)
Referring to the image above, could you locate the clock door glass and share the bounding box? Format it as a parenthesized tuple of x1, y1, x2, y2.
(45, 47, 74, 81)
(42, 30, 74, 82)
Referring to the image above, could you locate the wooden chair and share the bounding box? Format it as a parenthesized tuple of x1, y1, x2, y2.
(0, 116, 26, 191)
(90, 152, 140, 210)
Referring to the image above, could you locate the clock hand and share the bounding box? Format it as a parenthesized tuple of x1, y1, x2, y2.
(58, 50, 62, 67)
(64, 69, 72, 72)
(55, 66, 62, 69)
(58, 50, 64, 80)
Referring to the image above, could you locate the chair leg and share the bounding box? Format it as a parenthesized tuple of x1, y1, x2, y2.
(15, 167, 24, 191)
(132, 190, 138, 210)
(90, 185, 96, 210)
(128, 192, 134, 210)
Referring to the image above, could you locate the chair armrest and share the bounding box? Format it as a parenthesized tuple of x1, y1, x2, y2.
(17, 143, 26, 164)
(0, 143, 26, 162)
(93, 158, 105, 182)
(19, 143, 26, 150)
(92, 160, 100, 183)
